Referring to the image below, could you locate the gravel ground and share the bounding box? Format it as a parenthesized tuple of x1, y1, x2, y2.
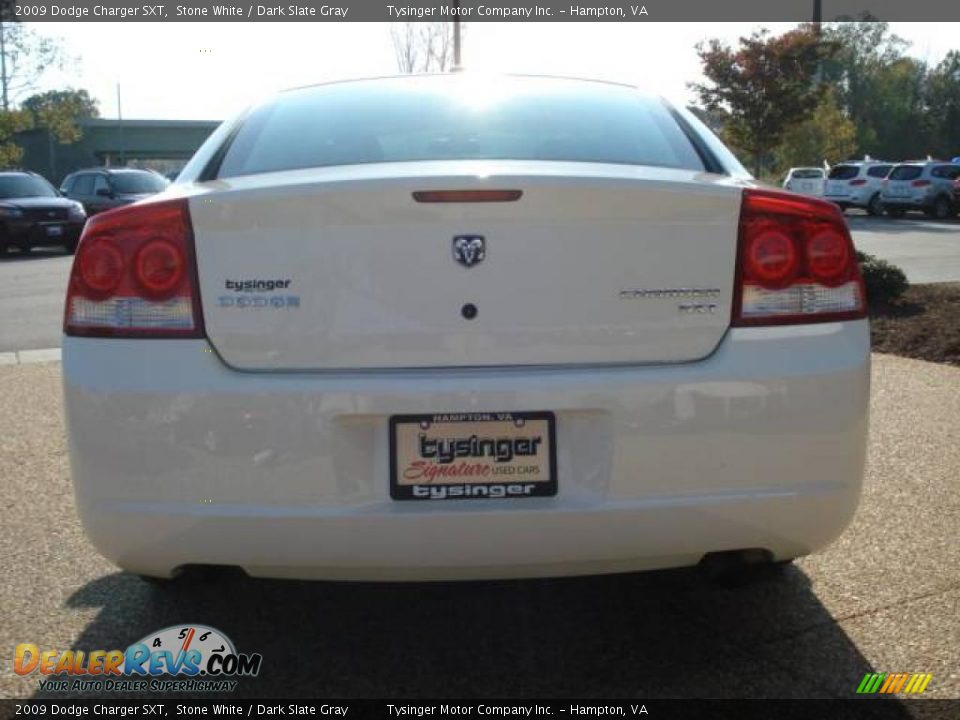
(0, 355, 957, 704)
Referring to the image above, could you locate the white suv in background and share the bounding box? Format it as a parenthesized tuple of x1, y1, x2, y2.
(824, 160, 893, 215)
(782, 167, 825, 197)
(881, 161, 960, 219)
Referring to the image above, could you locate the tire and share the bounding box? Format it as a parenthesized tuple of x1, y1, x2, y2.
(887, 207, 906, 218)
(932, 195, 951, 220)
(867, 193, 883, 217)
(64, 239, 78, 255)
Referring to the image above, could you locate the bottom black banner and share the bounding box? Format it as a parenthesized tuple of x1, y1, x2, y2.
(1, 699, 958, 720)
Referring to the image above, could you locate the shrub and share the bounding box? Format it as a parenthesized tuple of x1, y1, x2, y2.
(856, 251, 908, 306)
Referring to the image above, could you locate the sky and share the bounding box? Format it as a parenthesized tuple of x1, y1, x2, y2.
(27, 22, 960, 122)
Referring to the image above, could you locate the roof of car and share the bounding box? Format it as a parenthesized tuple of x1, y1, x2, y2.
(283, 72, 643, 95)
(69, 167, 158, 175)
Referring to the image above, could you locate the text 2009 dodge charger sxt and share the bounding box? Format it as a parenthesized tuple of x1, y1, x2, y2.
(63, 75, 869, 581)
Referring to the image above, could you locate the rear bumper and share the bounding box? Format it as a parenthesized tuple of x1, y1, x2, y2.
(0, 220, 83, 247)
(63, 321, 871, 580)
(881, 195, 932, 210)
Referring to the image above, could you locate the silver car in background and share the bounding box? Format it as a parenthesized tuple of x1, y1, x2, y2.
(881, 161, 960, 219)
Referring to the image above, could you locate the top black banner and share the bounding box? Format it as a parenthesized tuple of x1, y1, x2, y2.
(7, 0, 960, 22)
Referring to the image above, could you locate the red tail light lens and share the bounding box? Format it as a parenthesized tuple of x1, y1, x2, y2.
(135, 240, 185, 297)
(733, 189, 866, 326)
(78, 242, 124, 294)
(912, 179, 930, 187)
(64, 199, 204, 337)
(848, 178, 867, 186)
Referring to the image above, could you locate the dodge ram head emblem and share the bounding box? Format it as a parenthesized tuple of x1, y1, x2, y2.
(452, 235, 485, 267)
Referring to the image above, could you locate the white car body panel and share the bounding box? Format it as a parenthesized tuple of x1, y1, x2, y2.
(63, 321, 869, 580)
(782, 168, 825, 197)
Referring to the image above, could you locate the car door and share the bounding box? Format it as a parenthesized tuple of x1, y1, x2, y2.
(68, 173, 96, 213)
(90, 174, 116, 213)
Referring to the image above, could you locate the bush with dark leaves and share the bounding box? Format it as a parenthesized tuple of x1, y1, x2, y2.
(856, 251, 908, 306)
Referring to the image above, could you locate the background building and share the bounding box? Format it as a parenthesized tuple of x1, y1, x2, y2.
(14, 118, 220, 184)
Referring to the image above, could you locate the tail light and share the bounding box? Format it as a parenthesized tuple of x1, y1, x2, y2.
(912, 179, 931, 188)
(732, 189, 866, 326)
(849, 179, 867, 186)
(64, 199, 204, 337)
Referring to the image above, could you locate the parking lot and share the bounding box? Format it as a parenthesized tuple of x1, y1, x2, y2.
(0, 210, 958, 703)
(0, 354, 957, 701)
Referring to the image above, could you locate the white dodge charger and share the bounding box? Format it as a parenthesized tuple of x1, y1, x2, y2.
(62, 75, 869, 582)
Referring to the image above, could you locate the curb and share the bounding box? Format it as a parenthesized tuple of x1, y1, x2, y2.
(0, 348, 62, 366)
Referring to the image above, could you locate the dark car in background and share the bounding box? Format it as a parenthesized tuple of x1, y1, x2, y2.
(0, 171, 87, 253)
(61, 167, 169, 216)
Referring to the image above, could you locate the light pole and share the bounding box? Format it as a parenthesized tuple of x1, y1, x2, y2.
(453, 0, 462, 70)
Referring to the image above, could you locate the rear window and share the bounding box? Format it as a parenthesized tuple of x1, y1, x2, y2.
(889, 165, 923, 181)
(867, 165, 892, 178)
(217, 77, 707, 178)
(791, 169, 823, 179)
(931, 165, 960, 179)
(110, 171, 168, 194)
(828, 165, 859, 180)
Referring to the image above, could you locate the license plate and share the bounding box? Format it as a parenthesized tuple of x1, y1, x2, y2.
(889, 186, 909, 197)
(46, 225, 63, 237)
(390, 411, 557, 501)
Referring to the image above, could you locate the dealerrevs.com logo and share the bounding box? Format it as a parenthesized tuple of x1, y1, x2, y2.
(14, 624, 262, 693)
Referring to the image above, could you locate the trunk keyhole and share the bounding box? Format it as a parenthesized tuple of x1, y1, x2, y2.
(461, 303, 478, 320)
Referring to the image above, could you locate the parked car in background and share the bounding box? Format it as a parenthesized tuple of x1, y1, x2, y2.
(61, 168, 169, 216)
(953, 176, 960, 205)
(0, 170, 86, 253)
(881, 161, 960, 219)
(62, 74, 869, 584)
(782, 167, 825, 196)
(824, 160, 893, 215)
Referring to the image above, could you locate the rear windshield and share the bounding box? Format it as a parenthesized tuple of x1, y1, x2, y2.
(0, 174, 57, 199)
(828, 165, 859, 180)
(217, 77, 707, 178)
(111, 172, 168, 194)
(889, 166, 923, 181)
(867, 165, 892, 178)
(791, 169, 823, 179)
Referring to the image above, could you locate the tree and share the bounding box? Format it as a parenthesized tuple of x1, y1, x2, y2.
(775, 87, 857, 170)
(390, 22, 454, 74)
(925, 51, 960, 158)
(22, 88, 99, 143)
(0, 106, 29, 166)
(820, 20, 912, 156)
(691, 26, 831, 175)
(0, 12, 66, 111)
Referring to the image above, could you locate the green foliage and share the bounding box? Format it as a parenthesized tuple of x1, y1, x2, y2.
(22, 88, 99, 144)
(690, 25, 831, 175)
(775, 87, 857, 169)
(0, 107, 30, 166)
(856, 251, 908, 306)
(695, 19, 960, 176)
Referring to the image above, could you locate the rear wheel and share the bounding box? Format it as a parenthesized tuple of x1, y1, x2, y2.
(932, 195, 951, 220)
(867, 193, 883, 216)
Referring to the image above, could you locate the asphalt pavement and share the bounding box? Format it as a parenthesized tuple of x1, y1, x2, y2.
(1, 214, 958, 354)
(0, 354, 957, 702)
